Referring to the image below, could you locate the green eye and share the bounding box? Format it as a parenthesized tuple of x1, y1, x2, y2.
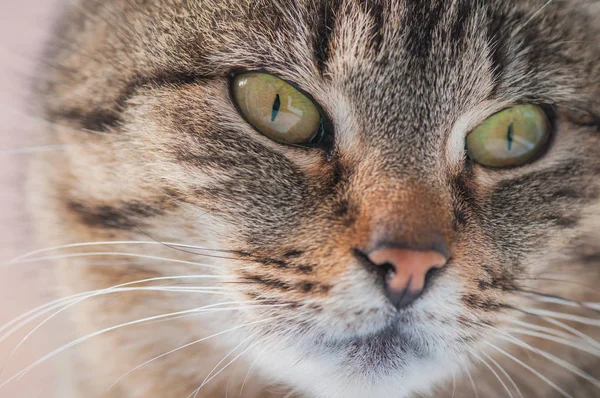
(466, 104, 551, 168)
(231, 72, 323, 145)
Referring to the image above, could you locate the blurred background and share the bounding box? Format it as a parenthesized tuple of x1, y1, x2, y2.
(1, 1, 61, 396)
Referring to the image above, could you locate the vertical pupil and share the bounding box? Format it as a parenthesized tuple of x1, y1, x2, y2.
(271, 94, 281, 122)
(506, 122, 514, 151)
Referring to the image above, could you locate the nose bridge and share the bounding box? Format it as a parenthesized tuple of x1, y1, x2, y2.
(349, 171, 454, 309)
(357, 175, 453, 252)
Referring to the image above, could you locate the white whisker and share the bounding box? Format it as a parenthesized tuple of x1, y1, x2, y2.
(523, 308, 600, 327)
(281, 391, 295, 398)
(469, 350, 514, 398)
(196, 331, 263, 396)
(528, 296, 600, 311)
(502, 327, 600, 357)
(10, 240, 241, 262)
(508, 319, 580, 341)
(511, 0, 556, 37)
(0, 145, 68, 156)
(0, 285, 227, 346)
(495, 333, 600, 389)
(540, 317, 600, 351)
(0, 292, 92, 340)
(484, 323, 600, 386)
(464, 365, 479, 398)
(192, 333, 268, 398)
(108, 318, 274, 390)
(239, 338, 273, 397)
(451, 367, 456, 398)
(510, 317, 600, 352)
(4, 252, 221, 269)
(480, 350, 524, 398)
(484, 342, 574, 398)
(0, 303, 284, 388)
(487, 323, 600, 388)
(7, 275, 229, 353)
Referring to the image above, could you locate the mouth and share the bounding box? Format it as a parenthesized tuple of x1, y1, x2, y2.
(315, 317, 426, 372)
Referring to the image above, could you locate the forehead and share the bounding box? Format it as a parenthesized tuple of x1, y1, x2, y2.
(201, 1, 514, 163)
(49, 0, 597, 167)
(190, 0, 595, 165)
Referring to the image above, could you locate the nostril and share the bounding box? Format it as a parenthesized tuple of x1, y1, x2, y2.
(378, 261, 396, 282)
(423, 265, 441, 289)
(359, 246, 447, 309)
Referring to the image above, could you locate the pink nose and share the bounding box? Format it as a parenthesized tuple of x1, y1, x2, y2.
(367, 247, 447, 309)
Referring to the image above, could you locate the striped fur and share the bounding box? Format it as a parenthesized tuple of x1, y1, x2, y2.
(28, 0, 600, 397)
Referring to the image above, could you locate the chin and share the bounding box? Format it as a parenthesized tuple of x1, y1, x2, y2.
(252, 309, 467, 398)
(256, 339, 462, 398)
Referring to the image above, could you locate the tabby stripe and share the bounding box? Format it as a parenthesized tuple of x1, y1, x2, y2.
(47, 108, 122, 132)
(243, 275, 292, 291)
(313, 0, 336, 75)
(403, 0, 445, 59)
(360, 0, 385, 53)
(67, 200, 164, 230)
(463, 293, 503, 311)
(486, 8, 512, 92)
(50, 71, 205, 132)
(450, 0, 476, 44)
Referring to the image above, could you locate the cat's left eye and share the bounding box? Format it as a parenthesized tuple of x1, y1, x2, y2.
(231, 72, 324, 146)
(466, 104, 551, 168)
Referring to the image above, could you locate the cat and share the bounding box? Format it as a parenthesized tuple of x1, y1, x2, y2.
(10, 0, 600, 397)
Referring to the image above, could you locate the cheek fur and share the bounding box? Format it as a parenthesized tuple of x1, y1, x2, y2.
(20, 0, 600, 397)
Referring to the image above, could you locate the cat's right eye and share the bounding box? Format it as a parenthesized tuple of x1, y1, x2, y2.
(231, 72, 324, 146)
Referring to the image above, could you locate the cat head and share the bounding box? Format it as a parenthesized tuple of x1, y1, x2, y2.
(35, 0, 600, 396)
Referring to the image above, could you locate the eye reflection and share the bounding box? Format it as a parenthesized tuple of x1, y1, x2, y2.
(466, 104, 550, 168)
(232, 72, 322, 145)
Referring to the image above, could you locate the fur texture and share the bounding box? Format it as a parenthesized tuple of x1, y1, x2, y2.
(21, 0, 600, 397)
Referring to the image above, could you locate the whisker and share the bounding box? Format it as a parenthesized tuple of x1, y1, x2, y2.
(0, 292, 91, 340)
(451, 367, 456, 398)
(0, 303, 284, 388)
(514, 277, 600, 294)
(464, 365, 480, 398)
(487, 327, 600, 389)
(480, 350, 524, 398)
(192, 333, 269, 398)
(522, 308, 600, 327)
(508, 319, 586, 341)
(4, 275, 229, 353)
(239, 338, 273, 397)
(502, 327, 600, 357)
(539, 317, 600, 351)
(528, 296, 600, 311)
(469, 350, 514, 398)
(515, 288, 600, 314)
(134, 227, 252, 259)
(9, 240, 244, 262)
(511, 0, 556, 37)
(108, 317, 275, 390)
(484, 342, 574, 398)
(0, 144, 69, 156)
(0, 285, 227, 346)
(196, 331, 263, 396)
(510, 318, 600, 351)
(5, 252, 222, 269)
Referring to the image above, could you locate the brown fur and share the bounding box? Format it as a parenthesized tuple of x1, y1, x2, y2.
(19, 0, 600, 397)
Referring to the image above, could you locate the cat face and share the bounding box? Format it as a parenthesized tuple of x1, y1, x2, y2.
(35, 0, 600, 396)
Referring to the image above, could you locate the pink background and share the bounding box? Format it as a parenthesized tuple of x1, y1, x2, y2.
(1, 1, 61, 396)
